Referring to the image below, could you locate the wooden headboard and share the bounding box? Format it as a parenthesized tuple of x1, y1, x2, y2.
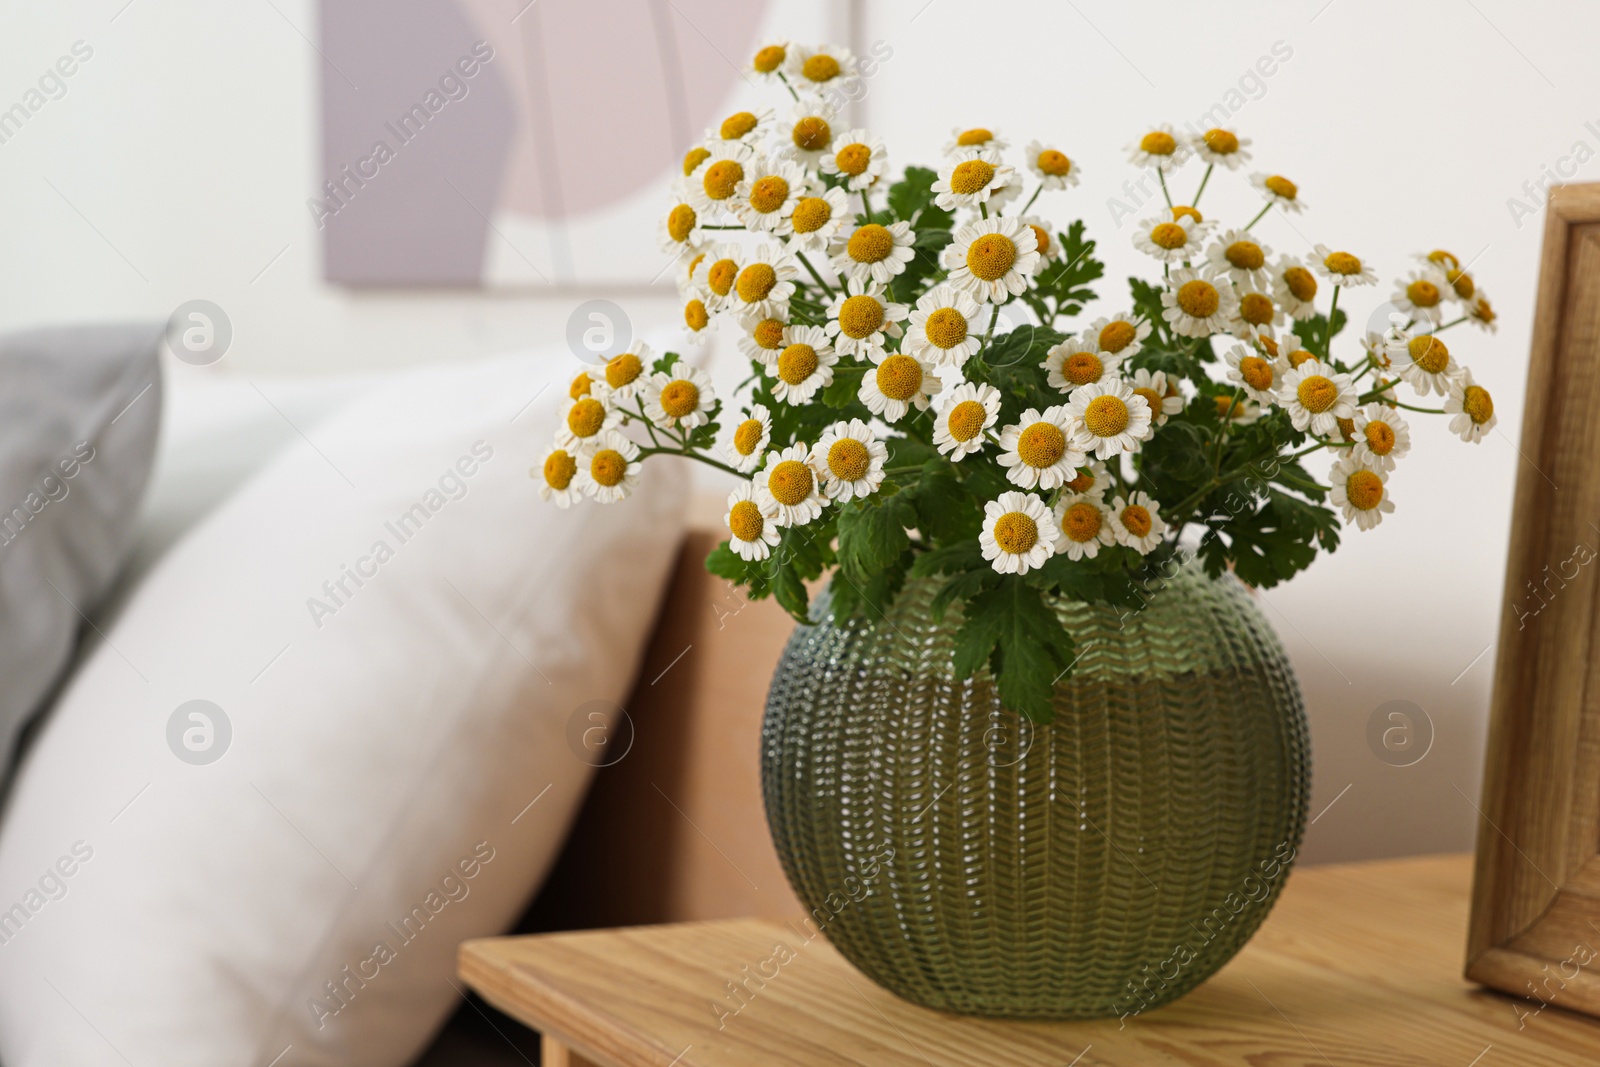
(518, 521, 806, 932)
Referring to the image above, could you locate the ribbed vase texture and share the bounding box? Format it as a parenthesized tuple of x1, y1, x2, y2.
(761, 564, 1310, 1019)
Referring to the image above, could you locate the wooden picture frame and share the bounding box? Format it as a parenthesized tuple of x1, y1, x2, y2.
(1468, 182, 1600, 1014)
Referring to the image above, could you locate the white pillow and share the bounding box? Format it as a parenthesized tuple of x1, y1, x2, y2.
(0, 352, 686, 1066)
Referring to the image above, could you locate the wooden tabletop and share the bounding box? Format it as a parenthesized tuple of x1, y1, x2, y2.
(459, 854, 1600, 1066)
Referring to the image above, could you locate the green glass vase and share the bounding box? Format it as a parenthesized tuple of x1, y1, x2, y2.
(760, 562, 1310, 1020)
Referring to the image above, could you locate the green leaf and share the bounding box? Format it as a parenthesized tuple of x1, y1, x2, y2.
(837, 495, 914, 584)
(930, 565, 999, 622)
(1033, 219, 1103, 317)
(908, 460, 981, 543)
(821, 364, 867, 410)
(909, 538, 982, 579)
(954, 579, 1075, 722)
(886, 166, 951, 230)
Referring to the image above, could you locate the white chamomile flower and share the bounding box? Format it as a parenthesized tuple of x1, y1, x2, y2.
(1089, 314, 1151, 358)
(1311, 243, 1378, 287)
(727, 243, 800, 320)
(658, 199, 704, 258)
(710, 107, 775, 147)
(1128, 368, 1184, 426)
(682, 295, 712, 341)
(1043, 336, 1120, 392)
(574, 429, 640, 505)
(1025, 140, 1079, 189)
(725, 482, 781, 561)
(1350, 403, 1410, 470)
(534, 445, 581, 508)
(770, 325, 838, 405)
(1054, 492, 1116, 561)
(1276, 358, 1356, 435)
(811, 419, 888, 502)
(1281, 328, 1319, 368)
(1388, 329, 1460, 397)
(1065, 379, 1154, 460)
(738, 308, 789, 367)
(590, 341, 652, 402)
(1205, 230, 1272, 290)
(859, 350, 940, 422)
(829, 219, 916, 285)
(1015, 216, 1061, 261)
(997, 406, 1086, 490)
(730, 156, 810, 234)
(1127, 124, 1187, 172)
(931, 149, 1016, 213)
(933, 381, 1002, 460)
(1229, 286, 1280, 340)
(1133, 214, 1210, 264)
(1216, 394, 1263, 425)
(1271, 256, 1319, 320)
(1465, 292, 1498, 333)
(1329, 456, 1393, 530)
(784, 97, 838, 168)
(784, 186, 850, 254)
(1061, 459, 1110, 499)
(1161, 267, 1238, 338)
(1250, 172, 1306, 213)
(1392, 268, 1450, 326)
(787, 44, 855, 89)
(676, 249, 707, 296)
(1109, 491, 1166, 554)
(824, 279, 907, 361)
(1192, 127, 1251, 169)
(748, 41, 789, 85)
(1223, 344, 1286, 405)
(820, 128, 887, 191)
(690, 242, 745, 312)
(981, 492, 1060, 575)
(755, 442, 828, 527)
(905, 284, 983, 367)
(685, 140, 756, 218)
(723, 404, 773, 474)
(557, 392, 621, 450)
(1443, 370, 1497, 443)
(643, 360, 716, 431)
(945, 126, 1007, 156)
(940, 216, 1041, 304)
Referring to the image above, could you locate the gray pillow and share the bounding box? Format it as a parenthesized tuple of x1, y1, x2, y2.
(0, 322, 162, 776)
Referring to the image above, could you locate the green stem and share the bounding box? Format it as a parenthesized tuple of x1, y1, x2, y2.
(637, 445, 743, 477)
(1434, 315, 1469, 332)
(979, 202, 989, 220)
(860, 190, 873, 225)
(1243, 202, 1272, 230)
(795, 251, 835, 298)
(1192, 164, 1214, 207)
(776, 71, 800, 102)
(1323, 285, 1340, 361)
(1158, 169, 1173, 211)
(1384, 400, 1448, 414)
(1019, 185, 1043, 216)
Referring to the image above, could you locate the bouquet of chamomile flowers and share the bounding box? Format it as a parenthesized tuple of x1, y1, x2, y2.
(536, 40, 1500, 720)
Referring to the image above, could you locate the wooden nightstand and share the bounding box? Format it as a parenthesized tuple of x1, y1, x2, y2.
(459, 854, 1600, 1066)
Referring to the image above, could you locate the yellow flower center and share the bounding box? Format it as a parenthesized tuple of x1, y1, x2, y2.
(1120, 504, 1153, 538)
(1463, 385, 1494, 424)
(1408, 335, 1450, 374)
(729, 499, 766, 541)
(1225, 240, 1265, 271)
(1287, 348, 1315, 367)
(1296, 375, 1338, 414)
(1061, 501, 1103, 543)
(1472, 297, 1497, 323)
(835, 143, 871, 176)
(767, 460, 814, 506)
(706, 258, 737, 296)
(569, 372, 591, 400)
(1283, 265, 1317, 302)
(827, 438, 871, 482)
(685, 298, 709, 331)
(720, 111, 759, 140)
(605, 352, 642, 389)
(748, 175, 790, 214)
(1264, 174, 1297, 199)
(1037, 149, 1071, 176)
(1447, 268, 1476, 300)
(1324, 251, 1362, 276)
(802, 54, 840, 82)
(590, 449, 627, 487)
(1239, 292, 1275, 326)
(543, 449, 576, 490)
(949, 159, 996, 196)
(966, 233, 1017, 280)
(924, 307, 969, 349)
(667, 203, 697, 243)
(1176, 279, 1220, 318)
(659, 380, 700, 419)
(1364, 420, 1395, 454)
(1028, 224, 1050, 255)
(1427, 249, 1460, 270)
(791, 197, 832, 233)
(1083, 395, 1130, 437)
(1202, 128, 1239, 154)
(702, 160, 743, 201)
(683, 147, 710, 176)
(1216, 395, 1247, 420)
(992, 511, 1038, 554)
(1239, 356, 1275, 392)
(1017, 422, 1067, 467)
(875, 355, 923, 401)
(792, 116, 832, 151)
(1150, 222, 1189, 250)
(1133, 386, 1163, 413)
(1065, 470, 1095, 493)
(945, 399, 987, 442)
(838, 295, 884, 338)
(733, 418, 765, 456)
(1099, 320, 1137, 353)
(1345, 469, 1383, 511)
(736, 263, 778, 303)
(1171, 205, 1202, 224)
(1062, 351, 1103, 385)
(753, 44, 785, 73)
(1258, 336, 1280, 357)
(847, 223, 894, 263)
(566, 397, 606, 438)
(1406, 279, 1441, 308)
(1139, 131, 1176, 156)
(776, 343, 819, 384)
(956, 127, 993, 146)
(752, 318, 786, 350)
(1336, 417, 1356, 442)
